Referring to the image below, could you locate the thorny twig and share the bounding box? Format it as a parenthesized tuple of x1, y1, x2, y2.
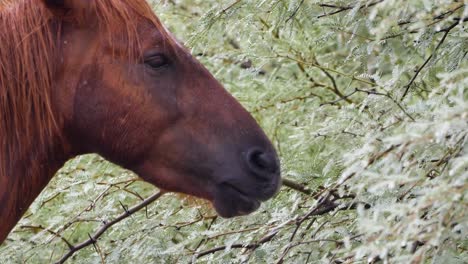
(221, 0, 242, 14)
(20, 225, 74, 250)
(286, 0, 305, 23)
(55, 191, 164, 264)
(192, 189, 364, 262)
(355, 88, 415, 121)
(288, 193, 336, 242)
(401, 20, 462, 100)
(317, 0, 384, 18)
(282, 178, 312, 195)
(193, 230, 279, 260)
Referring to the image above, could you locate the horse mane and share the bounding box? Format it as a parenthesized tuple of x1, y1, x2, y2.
(0, 0, 167, 180)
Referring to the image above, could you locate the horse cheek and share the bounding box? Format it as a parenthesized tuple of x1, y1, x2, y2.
(70, 67, 152, 165)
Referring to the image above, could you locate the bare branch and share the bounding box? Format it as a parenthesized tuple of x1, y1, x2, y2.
(317, 0, 384, 19)
(55, 191, 164, 264)
(355, 88, 415, 121)
(20, 225, 74, 250)
(282, 178, 312, 195)
(193, 230, 279, 260)
(286, 0, 305, 23)
(401, 20, 460, 100)
(289, 193, 336, 242)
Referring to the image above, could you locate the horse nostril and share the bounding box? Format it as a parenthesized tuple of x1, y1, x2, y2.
(246, 148, 279, 178)
(251, 151, 272, 170)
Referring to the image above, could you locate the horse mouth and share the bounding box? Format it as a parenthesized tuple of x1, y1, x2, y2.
(213, 183, 261, 218)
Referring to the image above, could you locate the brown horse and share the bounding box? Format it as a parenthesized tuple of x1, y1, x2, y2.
(0, 0, 280, 244)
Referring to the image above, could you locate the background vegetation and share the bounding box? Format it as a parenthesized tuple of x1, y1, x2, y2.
(1, 0, 467, 263)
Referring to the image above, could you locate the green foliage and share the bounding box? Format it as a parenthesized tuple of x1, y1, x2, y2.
(1, 0, 467, 263)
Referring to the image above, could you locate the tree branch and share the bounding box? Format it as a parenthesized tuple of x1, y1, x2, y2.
(20, 225, 74, 250)
(55, 191, 164, 264)
(282, 178, 312, 195)
(286, 0, 305, 23)
(317, 0, 384, 19)
(288, 193, 336, 242)
(355, 88, 415, 121)
(401, 20, 460, 100)
(193, 230, 278, 260)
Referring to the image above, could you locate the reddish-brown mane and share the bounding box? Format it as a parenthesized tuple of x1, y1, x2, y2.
(0, 1, 58, 183)
(0, 0, 172, 182)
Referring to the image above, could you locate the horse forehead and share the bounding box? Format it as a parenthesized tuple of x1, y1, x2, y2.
(138, 20, 183, 49)
(163, 28, 184, 49)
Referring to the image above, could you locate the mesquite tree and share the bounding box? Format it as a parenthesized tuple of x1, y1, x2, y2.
(1, 0, 466, 263)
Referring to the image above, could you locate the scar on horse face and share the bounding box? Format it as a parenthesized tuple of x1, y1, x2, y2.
(0, 0, 281, 243)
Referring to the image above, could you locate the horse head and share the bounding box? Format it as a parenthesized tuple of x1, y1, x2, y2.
(44, 0, 281, 217)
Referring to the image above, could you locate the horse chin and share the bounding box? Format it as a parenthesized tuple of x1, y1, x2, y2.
(212, 183, 261, 218)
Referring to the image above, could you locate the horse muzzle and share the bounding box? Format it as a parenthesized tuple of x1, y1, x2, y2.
(213, 147, 281, 218)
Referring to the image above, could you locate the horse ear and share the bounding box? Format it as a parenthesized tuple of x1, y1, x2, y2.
(43, 0, 67, 8)
(42, 0, 92, 16)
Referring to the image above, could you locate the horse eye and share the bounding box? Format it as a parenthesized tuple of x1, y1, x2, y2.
(144, 54, 169, 69)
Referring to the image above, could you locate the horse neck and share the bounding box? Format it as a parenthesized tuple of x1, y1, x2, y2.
(0, 141, 71, 243)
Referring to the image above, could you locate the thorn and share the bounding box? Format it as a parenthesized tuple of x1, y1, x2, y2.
(88, 233, 96, 244)
(119, 201, 129, 214)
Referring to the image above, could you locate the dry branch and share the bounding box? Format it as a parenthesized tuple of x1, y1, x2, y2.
(401, 20, 461, 100)
(282, 178, 312, 195)
(193, 230, 279, 260)
(55, 191, 164, 264)
(317, 0, 384, 18)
